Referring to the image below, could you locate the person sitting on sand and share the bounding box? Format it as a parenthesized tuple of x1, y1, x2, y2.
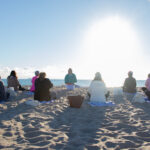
(0, 76, 6, 101)
(142, 73, 150, 100)
(30, 71, 40, 92)
(0, 76, 9, 101)
(7, 70, 25, 91)
(123, 71, 136, 93)
(34, 72, 53, 101)
(88, 72, 109, 102)
(64, 68, 77, 90)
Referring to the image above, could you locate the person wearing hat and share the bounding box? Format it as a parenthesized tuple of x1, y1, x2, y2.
(123, 71, 136, 93)
(30, 71, 40, 92)
(88, 72, 109, 102)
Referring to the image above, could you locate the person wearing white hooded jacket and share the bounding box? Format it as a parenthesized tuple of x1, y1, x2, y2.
(88, 72, 108, 102)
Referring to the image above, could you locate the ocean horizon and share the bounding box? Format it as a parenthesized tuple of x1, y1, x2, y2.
(2, 79, 145, 87)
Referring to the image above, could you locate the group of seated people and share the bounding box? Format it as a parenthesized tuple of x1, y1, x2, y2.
(0, 68, 150, 102)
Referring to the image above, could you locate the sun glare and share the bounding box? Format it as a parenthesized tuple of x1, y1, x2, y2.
(81, 16, 141, 86)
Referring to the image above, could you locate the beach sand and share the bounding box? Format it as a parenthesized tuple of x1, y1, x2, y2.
(0, 87, 150, 150)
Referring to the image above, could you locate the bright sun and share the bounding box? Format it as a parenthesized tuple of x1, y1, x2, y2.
(81, 16, 141, 86)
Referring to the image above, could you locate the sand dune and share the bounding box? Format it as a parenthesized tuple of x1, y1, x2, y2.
(0, 87, 150, 149)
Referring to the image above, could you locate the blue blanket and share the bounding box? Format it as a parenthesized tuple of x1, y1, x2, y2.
(144, 98, 150, 102)
(123, 92, 136, 96)
(40, 100, 55, 104)
(26, 91, 34, 96)
(0, 100, 5, 104)
(88, 101, 115, 107)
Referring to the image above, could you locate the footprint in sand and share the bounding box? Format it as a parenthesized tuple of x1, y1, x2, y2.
(116, 141, 140, 149)
(136, 131, 150, 137)
(27, 136, 47, 144)
(24, 131, 50, 138)
(3, 132, 12, 137)
(105, 141, 117, 148)
(85, 145, 101, 150)
(122, 136, 143, 145)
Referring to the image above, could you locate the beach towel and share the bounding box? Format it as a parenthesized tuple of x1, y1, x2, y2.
(132, 92, 145, 103)
(25, 100, 40, 106)
(25, 99, 55, 106)
(0, 100, 5, 104)
(66, 84, 75, 90)
(88, 101, 115, 107)
(39, 100, 55, 104)
(144, 98, 150, 103)
(25, 91, 34, 96)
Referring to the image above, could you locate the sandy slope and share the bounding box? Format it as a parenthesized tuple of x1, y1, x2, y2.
(0, 87, 150, 150)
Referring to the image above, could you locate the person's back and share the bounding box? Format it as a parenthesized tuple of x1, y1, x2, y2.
(0, 80, 6, 101)
(88, 72, 107, 102)
(123, 71, 136, 93)
(88, 80, 107, 102)
(30, 71, 40, 92)
(7, 76, 19, 91)
(34, 72, 53, 101)
(145, 74, 150, 91)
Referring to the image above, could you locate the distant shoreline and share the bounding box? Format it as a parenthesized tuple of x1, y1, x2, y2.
(1, 79, 145, 87)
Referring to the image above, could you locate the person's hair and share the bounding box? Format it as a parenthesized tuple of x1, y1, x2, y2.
(39, 72, 46, 80)
(35, 71, 40, 76)
(128, 71, 133, 77)
(148, 73, 150, 78)
(68, 68, 72, 74)
(94, 72, 102, 81)
(10, 70, 17, 78)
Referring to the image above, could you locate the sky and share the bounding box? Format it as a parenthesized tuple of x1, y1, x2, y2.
(0, 0, 150, 86)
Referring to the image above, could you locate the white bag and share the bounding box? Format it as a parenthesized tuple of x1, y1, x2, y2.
(132, 92, 145, 103)
(113, 87, 123, 96)
(6, 87, 17, 97)
(25, 99, 40, 106)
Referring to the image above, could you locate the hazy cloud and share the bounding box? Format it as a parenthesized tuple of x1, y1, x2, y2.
(0, 65, 67, 79)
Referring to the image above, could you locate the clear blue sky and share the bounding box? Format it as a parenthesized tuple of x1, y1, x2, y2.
(0, 0, 150, 82)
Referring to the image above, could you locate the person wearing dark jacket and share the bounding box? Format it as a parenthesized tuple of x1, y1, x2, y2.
(34, 72, 53, 101)
(123, 71, 136, 93)
(0, 77, 6, 101)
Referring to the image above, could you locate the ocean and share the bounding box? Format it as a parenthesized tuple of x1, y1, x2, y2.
(2, 79, 145, 87)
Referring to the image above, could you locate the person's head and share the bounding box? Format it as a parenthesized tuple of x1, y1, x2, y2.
(39, 72, 46, 80)
(10, 70, 17, 78)
(35, 71, 40, 76)
(128, 71, 133, 77)
(68, 68, 72, 74)
(148, 73, 150, 78)
(94, 72, 102, 81)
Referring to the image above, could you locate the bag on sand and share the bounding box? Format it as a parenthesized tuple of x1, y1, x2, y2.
(25, 100, 40, 106)
(6, 87, 17, 97)
(67, 95, 84, 108)
(132, 92, 145, 103)
(113, 87, 123, 96)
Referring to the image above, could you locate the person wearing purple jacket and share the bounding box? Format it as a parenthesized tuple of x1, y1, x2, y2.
(30, 71, 40, 92)
(142, 73, 150, 100)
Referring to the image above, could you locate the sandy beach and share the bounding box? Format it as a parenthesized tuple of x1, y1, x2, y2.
(0, 87, 150, 150)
